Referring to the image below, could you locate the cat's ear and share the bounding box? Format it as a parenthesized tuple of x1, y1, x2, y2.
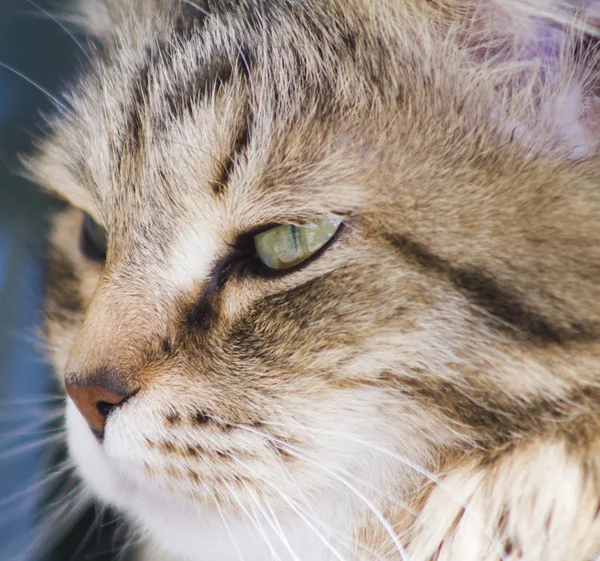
(469, 0, 600, 158)
(477, 0, 600, 42)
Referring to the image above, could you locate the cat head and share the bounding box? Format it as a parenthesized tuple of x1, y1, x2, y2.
(29, 0, 600, 556)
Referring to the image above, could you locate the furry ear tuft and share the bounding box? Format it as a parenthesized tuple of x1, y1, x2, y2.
(470, 0, 600, 158)
(484, 0, 600, 35)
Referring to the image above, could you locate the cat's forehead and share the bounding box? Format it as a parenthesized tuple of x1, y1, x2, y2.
(31, 1, 374, 233)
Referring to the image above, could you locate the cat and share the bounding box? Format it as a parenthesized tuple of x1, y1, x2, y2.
(26, 0, 600, 559)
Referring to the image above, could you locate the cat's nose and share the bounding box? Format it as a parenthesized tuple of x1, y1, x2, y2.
(65, 380, 132, 437)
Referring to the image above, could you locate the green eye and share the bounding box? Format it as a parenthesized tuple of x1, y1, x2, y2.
(253, 218, 342, 270)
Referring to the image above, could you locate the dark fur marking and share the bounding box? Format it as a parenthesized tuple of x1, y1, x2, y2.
(390, 234, 588, 343)
(177, 0, 211, 35)
(163, 54, 234, 119)
(194, 411, 210, 425)
(92, 428, 104, 442)
(116, 9, 214, 172)
(162, 41, 252, 126)
(122, 59, 152, 169)
(402, 378, 530, 447)
(162, 338, 174, 357)
(341, 31, 358, 54)
(400, 376, 600, 448)
(211, 119, 251, 197)
(184, 254, 243, 330)
(210, 179, 228, 197)
(185, 295, 217, 332)
(188, 469, 200, 482)
(166, 411, 180, 425)
(186, 445, 202, 457)
(269, 441, 294, 461)
(160, 441, 176, 453)
(223, 271, 350, 370)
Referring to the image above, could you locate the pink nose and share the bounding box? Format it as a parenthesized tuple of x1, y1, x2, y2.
(65, 382, 128, 437)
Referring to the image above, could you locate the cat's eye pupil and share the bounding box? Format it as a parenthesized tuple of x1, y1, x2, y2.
(80, 214, 108, 262)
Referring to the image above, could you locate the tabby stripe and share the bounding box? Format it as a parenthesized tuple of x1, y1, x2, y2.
(162, 48, 252, 125)
(389, 234, 586, 343)
(211, 110, 252, 197)
(117, 8, 214, 174)
(399, 376, 600, 449)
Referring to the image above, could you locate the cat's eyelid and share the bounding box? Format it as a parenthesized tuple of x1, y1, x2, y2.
(25, 154, 99, 218)
(239, 215, 345, 236)
(77, 206, 106, 229)
(229, 216, 344, 252)
(42, 184, 102, 224)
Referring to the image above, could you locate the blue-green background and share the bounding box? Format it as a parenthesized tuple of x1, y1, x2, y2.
(0, 1, 129, 559)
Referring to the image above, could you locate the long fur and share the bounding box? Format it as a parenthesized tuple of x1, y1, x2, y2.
(27, 1, 600, 559)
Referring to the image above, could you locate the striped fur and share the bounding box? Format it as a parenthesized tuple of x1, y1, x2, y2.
(29, 1, 600, 559)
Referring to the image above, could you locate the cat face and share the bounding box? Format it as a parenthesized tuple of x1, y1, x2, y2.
(30, 0, 600, 558)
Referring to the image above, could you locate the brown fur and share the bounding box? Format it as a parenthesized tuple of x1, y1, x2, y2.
(28, 0, 600, 559)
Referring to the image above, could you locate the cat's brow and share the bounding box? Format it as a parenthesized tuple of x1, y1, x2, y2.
(114, 17, 252, 180)
(209, 118, 251, 198)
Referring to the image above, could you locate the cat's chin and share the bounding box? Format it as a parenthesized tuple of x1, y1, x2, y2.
(66, 401, 345, 561)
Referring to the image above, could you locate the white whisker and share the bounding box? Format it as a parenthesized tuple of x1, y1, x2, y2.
(0, 395, 64, 407)
(0, 63, 69, 112)
(0, 431, 66, 461)
(2, 476, 86, 561)
(251, 471, 349, 561)
(0, 463, 71, 531)
(229, 453, 350, 559)
(25, 487, 91, 561)
(273, 464, 388, 561)
(261, 419, 507, 560)
(0, 459, 74, 513)
(226, 421, 409, 561)
(209, 414, 414, 517)
(224, 480, 283, 561)
(0, 413, 64, 445)
(70, 501, 107, 560)
(206, 482, 247, 561)
(0, 406, 62, 425)
(117, 531, 144, 561)
(245, 482, 302, 561)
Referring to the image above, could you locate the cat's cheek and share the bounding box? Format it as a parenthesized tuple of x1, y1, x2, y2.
(66, 399, 134, 510)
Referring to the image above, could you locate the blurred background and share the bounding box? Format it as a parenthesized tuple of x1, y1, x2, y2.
(0, 1, 129, 559)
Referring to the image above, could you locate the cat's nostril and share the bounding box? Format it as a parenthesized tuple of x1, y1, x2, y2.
(97, 400, 117, 419)
(65, 381, 133, 438)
